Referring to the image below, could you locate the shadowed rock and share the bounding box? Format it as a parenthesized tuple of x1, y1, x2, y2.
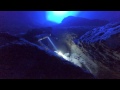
(0, 32, 94, 79)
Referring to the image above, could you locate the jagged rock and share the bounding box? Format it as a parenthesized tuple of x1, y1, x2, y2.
(76, 22, 120, 79)
(0, 32, 94, 79)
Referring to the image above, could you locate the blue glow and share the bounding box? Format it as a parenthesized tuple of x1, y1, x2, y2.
(46, 11, 79, 23)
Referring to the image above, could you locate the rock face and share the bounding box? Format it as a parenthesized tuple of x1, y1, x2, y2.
(76, 22, 120, 79)
(0, 32, 94, 79)
(60, 16, 109, 27)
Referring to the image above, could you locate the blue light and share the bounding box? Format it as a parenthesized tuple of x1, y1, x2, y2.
(46, 11, 79, 23)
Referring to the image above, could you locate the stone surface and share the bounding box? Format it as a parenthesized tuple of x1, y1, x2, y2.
(76, 22, 120, 79)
